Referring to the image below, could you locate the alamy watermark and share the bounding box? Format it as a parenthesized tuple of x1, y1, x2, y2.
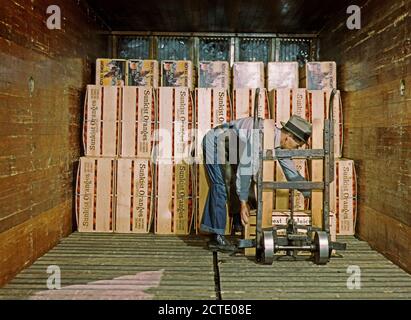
(346, 265, 361, 289)
(347, 5, 361, 30)
(46, 5, 61, 30)
(46, 265, 61, 289)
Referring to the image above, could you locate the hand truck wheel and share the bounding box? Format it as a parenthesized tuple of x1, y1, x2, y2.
(313, 231, 330, 265)
(260, 230, 275, 265)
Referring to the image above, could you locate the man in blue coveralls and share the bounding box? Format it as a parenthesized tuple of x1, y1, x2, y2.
(200, 115, 312, 252)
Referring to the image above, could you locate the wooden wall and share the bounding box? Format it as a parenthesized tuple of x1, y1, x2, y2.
(0, 0, 108, 286)
(319, 0, 411, 273)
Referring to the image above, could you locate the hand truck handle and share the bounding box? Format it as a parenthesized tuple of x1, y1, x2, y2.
(329, 88, 337, 122)
(253, 88, 260, 130)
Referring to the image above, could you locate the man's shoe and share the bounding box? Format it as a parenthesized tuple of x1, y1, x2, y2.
(207, 234, 237, 252)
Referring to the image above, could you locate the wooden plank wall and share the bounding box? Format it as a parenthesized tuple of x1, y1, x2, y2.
(319, 0, 411, 273)
(0, 0, 108, 286)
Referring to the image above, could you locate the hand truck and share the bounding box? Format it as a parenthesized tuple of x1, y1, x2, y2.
(238, 88, 347, 265)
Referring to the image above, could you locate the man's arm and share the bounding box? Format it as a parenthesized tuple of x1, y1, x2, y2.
(234, 118, 259, 202)
(236, 159, 252, 226)
(278, 157, 311, 198)
(235, 138, 253, 202)
(234, 119, 257, 226)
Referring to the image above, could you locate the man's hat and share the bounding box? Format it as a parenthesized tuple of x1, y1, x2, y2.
(280, 115, 312, 144)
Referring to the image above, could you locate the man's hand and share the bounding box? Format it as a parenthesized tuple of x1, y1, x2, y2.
(240, 200, 250, 226)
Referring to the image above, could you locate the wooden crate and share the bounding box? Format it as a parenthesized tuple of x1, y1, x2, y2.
(121, 87, 155, 158)
(157, 87, 193, 160)
(198, 61, 230, 89)
(233, 88, 270, 119)
(306, 61, 337, 90)
(269, 88, 309, 125)
(269, 89, 310, 211)
(233, 62, 265, 89)
(115, 158, 154, 233)
(244, 210, 336, 256)
(161, 60, 194, 89)
(83, 85, 121, 157)
(194, 88, 232, 235)
(271, 88, 341, 158)
(267, 62, 299, 90)
(154, 160, 193, 235)
(308, 89, 343, 159)
(194, 88, 231, 158)
(96, 59, 126, 86)
(155, 87, 194, 235)
(308, 89, 343, 227)
(76, 157, 116, 232)
(330, 159, 357, 235)
(126, 60, 159, 87)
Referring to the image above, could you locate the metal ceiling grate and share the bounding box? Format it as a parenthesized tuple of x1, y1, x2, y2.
(157, 37, 192, 61)
(239, 38, 270, 63)
(118, 37, 150, 59)
(278, 38, 311, 66)
(199, 37, 230, 61)
(113, 34, 314, 65)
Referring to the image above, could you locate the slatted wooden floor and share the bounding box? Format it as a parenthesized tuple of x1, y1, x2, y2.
(0, 233, 216, 300)
(0, 233, 410, 300)
(219, 236, 411, 299)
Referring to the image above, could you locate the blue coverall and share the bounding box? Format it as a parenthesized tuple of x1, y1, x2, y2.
(200, 117, 310, 235)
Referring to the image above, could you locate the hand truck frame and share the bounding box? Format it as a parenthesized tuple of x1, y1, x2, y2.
(238, 88, 346, 265)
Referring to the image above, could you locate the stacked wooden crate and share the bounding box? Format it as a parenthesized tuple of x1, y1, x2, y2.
(306, 62, 356, 235)
(77, 59, 356, 239)
(161, 60, 194, 89)
(154, 60, 195, 235)
(266, 61, 355, 235)
(76, 59, 158, 233)
(308, 88, 341, 228)
(267, 62, 355, 235)
(306, 61, 337, 90)
(232, 62, 270, 239)
(269, 88, 310, 212)
(244, 61, 356, 255)
(233, 62, 265, 89)
(96, 59, 127, 86)
(116, 87, 155, 233)
(243, 63, 303, 254)
(77, 85, 120, 233)
(127, 60, 159, 87)
(76, 157, 116, 232)
(96, 58, 160, 87)
(330, 158, 357, 235)
(154, 86, 194, 235)
(195, 61, 231, 234)
(232, 62, 270, 119)
(267, 62, 299, 91)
